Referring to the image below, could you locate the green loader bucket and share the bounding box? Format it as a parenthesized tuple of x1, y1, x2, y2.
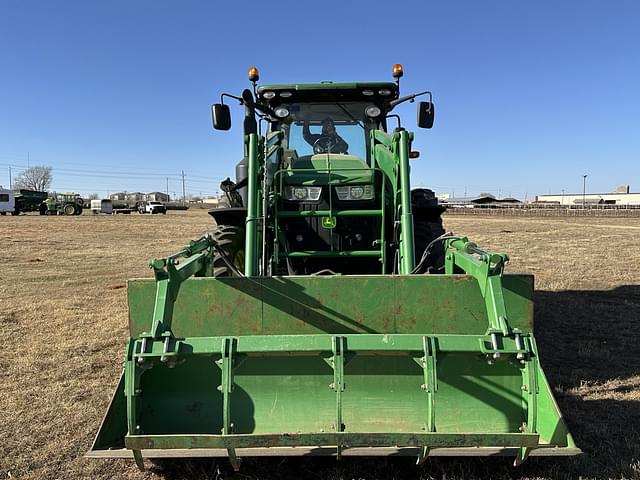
(89, 274, 578, 467)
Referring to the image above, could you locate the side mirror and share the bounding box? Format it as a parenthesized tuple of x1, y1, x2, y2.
(417, 101, 435, 129)
(212, 104, 231, 131)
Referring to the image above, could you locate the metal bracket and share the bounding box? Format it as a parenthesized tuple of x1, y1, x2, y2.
(329, 336, 346, 459)
(125, 338, 151, 471)
(515, 336, 540, 466)
(413, 336, 438, 464)
(147, 236, 217, 339)
(217, 337, 241, 470)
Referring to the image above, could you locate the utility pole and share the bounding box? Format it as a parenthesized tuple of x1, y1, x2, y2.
(561, 189, 565, 206)
(582, 175, 588, 209)
(181, 170, 186, 205)
(166, 177, 169, 200)
(8, 166, 12, 189)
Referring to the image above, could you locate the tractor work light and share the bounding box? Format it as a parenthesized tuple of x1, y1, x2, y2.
(262, 91, 276, 99)
(284, 186, 322, 201)
(334, 185, 374, 201)
(279, 91, 293, 98)
(274, 107, 290, 118)
(365, 105, 382, 118)
(248, 66, 260, 82)
(362, 89, 375, 96)
(392, 63, 404, 79)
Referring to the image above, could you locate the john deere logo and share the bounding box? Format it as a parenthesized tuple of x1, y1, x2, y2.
(321, 216, 337, 229)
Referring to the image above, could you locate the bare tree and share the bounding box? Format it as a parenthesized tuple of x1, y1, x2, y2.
(13, 165, 52, 191)
(88, 193, 100, 200)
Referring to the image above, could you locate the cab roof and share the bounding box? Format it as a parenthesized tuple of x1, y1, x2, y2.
(257, 82, 399, 105)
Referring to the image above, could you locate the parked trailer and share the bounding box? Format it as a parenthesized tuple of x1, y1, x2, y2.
(91, 199, 114, 214)
(0, 188, 16, 215)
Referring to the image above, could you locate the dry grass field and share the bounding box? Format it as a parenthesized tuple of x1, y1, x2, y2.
(1, 210, 639, 480)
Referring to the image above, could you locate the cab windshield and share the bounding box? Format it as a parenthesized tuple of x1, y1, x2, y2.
(277, 102, 381, 163)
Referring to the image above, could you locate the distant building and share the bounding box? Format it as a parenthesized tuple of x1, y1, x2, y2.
(536, 187, 640, 206)
(125, 192, 144, 202)
(110, 192, 126, 201)
(146, 192, 170, 202)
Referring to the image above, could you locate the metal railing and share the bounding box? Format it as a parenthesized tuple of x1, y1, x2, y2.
(443, 203, 640, 217)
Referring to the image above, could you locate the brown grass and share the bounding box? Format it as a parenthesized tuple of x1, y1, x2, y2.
(1, 211, 638, 480)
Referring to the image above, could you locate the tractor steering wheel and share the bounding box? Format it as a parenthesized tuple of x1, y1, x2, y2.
(313, 136, 338, 154)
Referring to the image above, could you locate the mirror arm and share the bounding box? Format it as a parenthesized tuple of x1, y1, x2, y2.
(389, 90, 432, 109)
(221, 93, 244, 105)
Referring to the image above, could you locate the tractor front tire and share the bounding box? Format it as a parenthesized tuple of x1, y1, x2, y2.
(413, 218, 446, 274)
(208, 225, 245, 277)
(63, 204, 76, 215)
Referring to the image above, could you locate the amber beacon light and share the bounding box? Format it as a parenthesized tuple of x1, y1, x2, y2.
(248, 66, 260, 82)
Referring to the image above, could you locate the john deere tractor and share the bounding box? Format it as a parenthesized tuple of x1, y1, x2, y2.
(40, 192, 84, 215)
(90, 65, 578, 470)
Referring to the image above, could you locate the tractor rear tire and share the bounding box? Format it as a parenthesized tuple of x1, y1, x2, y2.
(208, 225, 245, 277)
(413, 218, 446, 274)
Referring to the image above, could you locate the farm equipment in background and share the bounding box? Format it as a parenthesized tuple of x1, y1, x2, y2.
(0, 188, 48, 215)
(39, 192, 84, 216)
(15, 189, 49, 214)
(89, 65, 578, 470)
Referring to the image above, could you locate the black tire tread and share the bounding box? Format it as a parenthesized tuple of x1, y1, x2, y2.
(413, 217, 445, 274)
(207, 224, 245, 277)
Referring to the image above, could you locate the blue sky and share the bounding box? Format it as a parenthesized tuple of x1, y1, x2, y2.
(0, 0, 638, 199)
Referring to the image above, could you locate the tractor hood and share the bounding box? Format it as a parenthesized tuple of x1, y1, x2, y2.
(283, 154, 374, 185)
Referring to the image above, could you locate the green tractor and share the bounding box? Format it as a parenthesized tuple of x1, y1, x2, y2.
(40, 192, 84, 215)
(89, 65, 578, 470)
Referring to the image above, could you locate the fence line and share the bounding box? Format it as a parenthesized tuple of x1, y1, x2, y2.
(442, 204, 640, 217)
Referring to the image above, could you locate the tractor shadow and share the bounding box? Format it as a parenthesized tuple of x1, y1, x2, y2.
(148, 285, 640, 480)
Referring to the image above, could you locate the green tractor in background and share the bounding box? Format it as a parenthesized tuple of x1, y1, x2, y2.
(40, 192, 84, 215)
(90, 65, 578, 470)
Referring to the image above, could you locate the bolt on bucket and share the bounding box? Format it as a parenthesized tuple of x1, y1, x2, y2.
(88, 274, 579, 469)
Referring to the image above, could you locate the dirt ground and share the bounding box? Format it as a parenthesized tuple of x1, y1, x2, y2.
(1, 210, 638, 480)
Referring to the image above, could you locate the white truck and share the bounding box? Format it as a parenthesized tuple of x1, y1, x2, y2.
(138, 201, 167, 214)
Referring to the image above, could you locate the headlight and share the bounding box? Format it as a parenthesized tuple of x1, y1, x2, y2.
(334, 185, 374, 201)
(284, 186, 322, 201)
